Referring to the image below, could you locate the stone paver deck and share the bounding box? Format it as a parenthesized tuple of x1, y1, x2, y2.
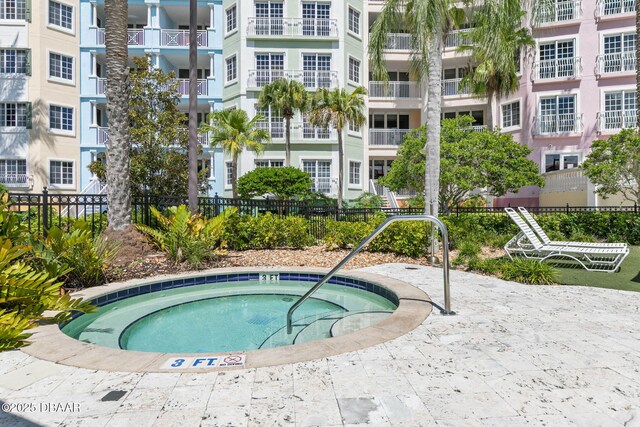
(1, 264, 639, 426)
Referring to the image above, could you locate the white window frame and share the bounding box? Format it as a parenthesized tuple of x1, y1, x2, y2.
(600, 84, 637, 131)
(348, 120, 362, 137)
(48, 158, 75, 188)
(0, 158, 28, 186)
(48, 103, 74, 135)
(255, 159, 285, 168)
(536, 90, 580, 134)
(225, 161, 233, 188)
(348, 56, 361, 85)
(348, 160, 362, 188)
(500, 99, 521, 131)
(300, 157, 333, 194)
(47, 50, 75, 85)
(541, 151, 582, 174)
(225, 54, 238, 85)
(0, 102, 29, 128)
(225, 4, 237, 36)
(0, 0, 27, 21)
(0, 49, 28, 75)
(347, 6, 361, 38)
(48, 0, 74, 34)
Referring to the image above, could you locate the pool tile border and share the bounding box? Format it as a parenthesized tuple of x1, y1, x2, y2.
(22, 267, 432, 372)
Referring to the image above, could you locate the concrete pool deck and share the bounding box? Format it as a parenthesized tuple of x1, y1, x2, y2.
(1, 263, 640, 426)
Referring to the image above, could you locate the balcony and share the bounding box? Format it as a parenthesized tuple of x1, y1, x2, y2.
(247, 70, 338, 90)
(442, 78, 471, 97)
(369, 129, 411, 146)
(596, 52, 636, 75)
(0, 174, 31, 188)
(257, 122, 337, 141)
(532, 57, 581, 81)
(160, 30, 208, 47)
(176, 79, 208, 96)
(597, 110, 637, 132)
(368, 81, 421, 98)
(535, 113, 583, 135)
(444, 29, 471, 49)
(541, 168, 588, 194)
(96, 28, 145, 46)
(536, 0, 581, 24)
(96, 77, 107, 95)
(246, 18, 339, 38)
(596, 0, 635, 17)
(311, 177, 332, 194)
(384, 33, 412, 50)
(95, 127, 209, 145)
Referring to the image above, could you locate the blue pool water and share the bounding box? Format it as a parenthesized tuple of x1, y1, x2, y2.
(62, 276, 397, 353)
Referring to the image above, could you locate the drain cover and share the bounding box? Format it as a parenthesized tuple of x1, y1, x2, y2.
(101, 390, 127, 402)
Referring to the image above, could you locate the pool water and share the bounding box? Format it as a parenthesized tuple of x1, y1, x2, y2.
(62, 279, 397, 353)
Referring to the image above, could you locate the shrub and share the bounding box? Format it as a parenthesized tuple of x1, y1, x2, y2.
(223, 213, 315, 250)
(350, 192, 385, 209)
(457, 240, 482, 259)
(137, 205, 233, 268)
(322, 220, 374, 250)
(237, 167, 313, 200)
(369, 221, 432, 257)
(497, 258, 559, 285)
(0, 183, 7, 194)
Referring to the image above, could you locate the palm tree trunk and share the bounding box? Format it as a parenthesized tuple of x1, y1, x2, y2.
(424, 32, 443, 216)
(105, 0, 131, 231)
(231, 155, 239, 199)
(487, 90, 494, 131)
(187, 0, 199, 213)
(337, 127, 344, 209)
(285, 115, 291, 166)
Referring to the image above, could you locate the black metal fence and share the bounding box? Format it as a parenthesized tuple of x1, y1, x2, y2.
(5, 189, 639, 239)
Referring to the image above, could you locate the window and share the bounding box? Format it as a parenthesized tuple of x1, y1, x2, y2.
(348, 121, 361, 134)
(255, 160, 284, 168)
(49, 52, 73, 81)
(302, 2, 331, 36)
(0, 102, 29, 127)
(226, 5, 237, 33)
(544, 153, 580, 173)
(0, 0, 27, 20)
(349, 161, 361, 186)
(0, 49, 28, 74)
(303, 54, 332, 89)
(501, 101, 521, 129)
(538, 95, 578, 134)
(302, 160, 331, 194)
(348, 57, 360, 84)
(601, 33, 636, 73)
(49, 160, 73, 186)
(225, 162, 233, 186)
(49, 105, 73, 132)
(225, 55, 237, 83)
(348, 7, 360, 35)
(442, 67, 469, 96)
(255, 53, 284, 86)
(255, 1, 284, 35)
(537, 39, 576, 79)
(0, 159, 27, 184)
(49, 1, 72, 30)
(602, 90, 637, 130)
(255, 105, 283, 138)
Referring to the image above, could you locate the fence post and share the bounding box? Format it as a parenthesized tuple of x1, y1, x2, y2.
(42, 187, 49, 237)
(635, 202, 638, 215)
(214, 193, 220, 216)
(566, 203, 570, 214)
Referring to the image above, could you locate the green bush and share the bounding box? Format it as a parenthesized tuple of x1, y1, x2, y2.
(237, 166, 313, 200)
(224, 213, 315, 250)
(498, 258, 559, 285)
(0, 183, 7, 194)
(350, 192, 385, 209)
(322, 220, 374, 249)
(137, 205, 233, 268)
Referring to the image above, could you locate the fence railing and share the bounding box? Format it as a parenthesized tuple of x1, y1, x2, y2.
(369, 81, 421, 98)
(247, 69, 338, 90)
(176, 79, 208, 96)
(6, 190, 638, 240)
(445, 29, 471, 49)
(384, 33, 412, 50)
(246, 17, 339, 38)
(596, 0, 635, 17)
(536, 0, 581, 24)
(596, 52, 636, 75)
(369, 129, 412, 146)
(597, 110, 637, 131)
(160, 29, 208, 47)
(442, 78, 471, 97)
(532, 57, 581, 80)
(535, 113, 583, 135)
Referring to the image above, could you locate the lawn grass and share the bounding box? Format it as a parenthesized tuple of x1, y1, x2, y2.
(556, 246, 640, 292)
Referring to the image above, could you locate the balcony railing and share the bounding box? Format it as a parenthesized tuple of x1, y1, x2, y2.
(445, 29, 471, 49)
(384, 33, 412, 50)
(97, 77, 107, 95)
(0, 174, 30, 186)
(368, 81, 421, 98)
(95, 28, 145, 46)
(471, 125, 488, 132)
(596, 52, 636, 74)
(537, 0, 581, 24)
(311, 177, 332, 194)
(246, 18, 339, 38)
(532, 57, 581, 81)
(176, 79, 208, 96)
(247, 69, 338, 90)
(597, 110, 637, 131)
(369, 129, 412, 146)
(596, 0, 635, 17)
(160, 30, 208, 47)
(257, 122, 336, 140)
(97, 127, 109, 144)
(541, 168, 588, 193)
(535, 113, 583, 135)
(442, 78, 471, 96)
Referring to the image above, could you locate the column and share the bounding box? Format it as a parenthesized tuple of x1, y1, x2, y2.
(209, 151, 215, 179)
(146, 4, 152, 27)
(90, 101, 97, 126)
(209, 4, 214, 29)
(209, 53, 214, 78)
(90, 51, 97, 76)
(90, 2, 97, 27)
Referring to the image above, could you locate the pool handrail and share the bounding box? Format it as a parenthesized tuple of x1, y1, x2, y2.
(286, 215, 455, 334)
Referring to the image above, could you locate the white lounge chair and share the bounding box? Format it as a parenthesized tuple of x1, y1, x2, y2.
(504, 207, 629, 273)
(517, 207, 627, 249)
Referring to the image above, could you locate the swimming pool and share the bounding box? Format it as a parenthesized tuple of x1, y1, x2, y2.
(62, 271, 399, 353)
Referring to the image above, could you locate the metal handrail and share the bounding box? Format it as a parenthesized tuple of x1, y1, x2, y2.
(286, 215, 454, 333)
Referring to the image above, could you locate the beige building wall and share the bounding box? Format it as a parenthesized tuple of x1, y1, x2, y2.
(539, 190, 588, 207)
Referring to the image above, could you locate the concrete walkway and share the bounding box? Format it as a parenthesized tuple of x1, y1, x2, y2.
(1, 264, 639, 426)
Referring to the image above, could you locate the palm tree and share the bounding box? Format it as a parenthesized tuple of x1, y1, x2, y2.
(307, 87, 367, 209)
(187, 0, 198, 213)
(459, 2, 534, 130)
(258, 79, 309, 166)
(201, 109, 270, 199)
(104, 0, 132, 231)
(369, 0, 457, 217)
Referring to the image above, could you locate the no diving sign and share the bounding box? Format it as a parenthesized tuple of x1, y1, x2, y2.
(162, 354, 246, 369)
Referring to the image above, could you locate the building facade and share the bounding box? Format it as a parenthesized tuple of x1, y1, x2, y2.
(1, 0, 81, 193)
